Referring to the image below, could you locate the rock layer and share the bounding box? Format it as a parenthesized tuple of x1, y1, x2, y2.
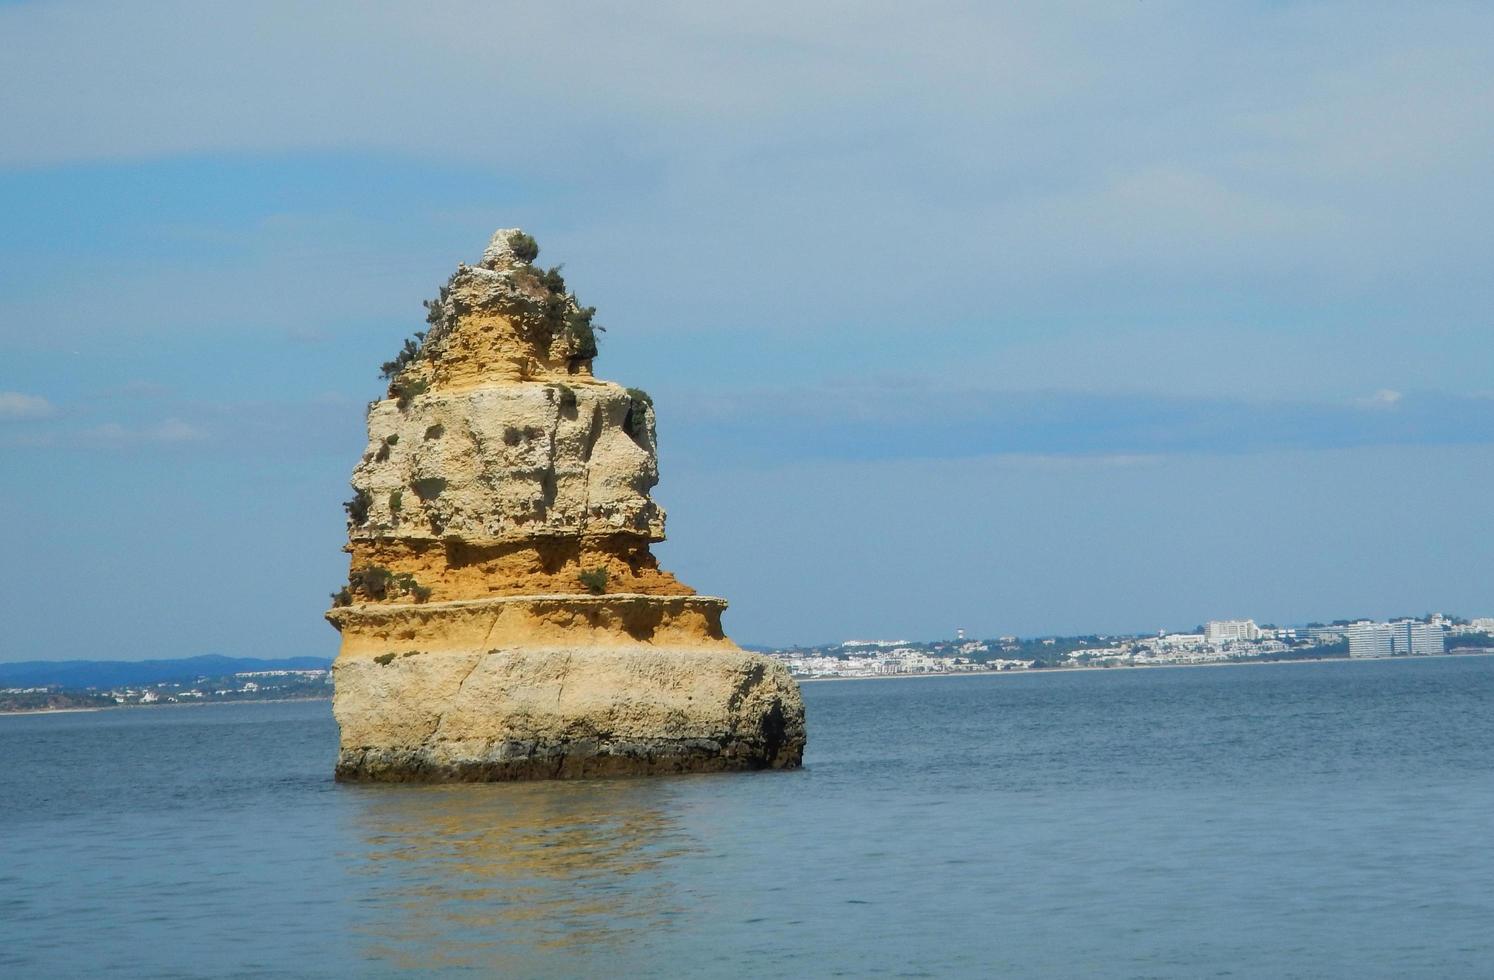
(334, 647, 805, 782)
(327, 229, 805, 781)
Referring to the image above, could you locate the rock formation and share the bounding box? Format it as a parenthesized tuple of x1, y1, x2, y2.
(327, 229, 805, 781)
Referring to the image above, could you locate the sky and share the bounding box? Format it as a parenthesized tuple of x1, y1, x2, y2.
(2, 1, 1492, 661)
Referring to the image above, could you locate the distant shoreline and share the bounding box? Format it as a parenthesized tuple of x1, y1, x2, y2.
(0, 706, 111, 716)
(0, 695, 332, 717)
(795, 649, 1494, 683)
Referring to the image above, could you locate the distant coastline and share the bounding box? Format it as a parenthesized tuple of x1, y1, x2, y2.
(0, 694, 333, 717)
(0, 706, 112, 716)
(0, 659, 333, 715)
(772, 616, 1494, 681)
(795, 648, 1494, 683)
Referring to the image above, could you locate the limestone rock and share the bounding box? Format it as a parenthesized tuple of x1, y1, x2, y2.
(333, 647, 804, 781)
(326, 229, 805, 781)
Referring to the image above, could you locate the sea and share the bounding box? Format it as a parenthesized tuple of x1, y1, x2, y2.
(4, 655, 1494, 978)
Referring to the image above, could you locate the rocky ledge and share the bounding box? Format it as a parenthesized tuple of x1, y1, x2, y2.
(326, 229, 805, 781)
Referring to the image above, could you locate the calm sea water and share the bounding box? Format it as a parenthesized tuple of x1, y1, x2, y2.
(4, 656, 1494, 978)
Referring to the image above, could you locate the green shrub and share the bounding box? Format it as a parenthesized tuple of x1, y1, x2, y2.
(423, 283, 451, 329)
(391, 572, 432, 603)
(348, 565, 395, 600)
(623, 388, 653, 442)
(508, 231, 540, 264)
(374, 652, 397, 666)
(389, 489, 403, 514)
(343, 489, 372, 526)
(392, 378, 429, 409)
(501, 252, 603, 363)
(562, 304, 600, 359)
(380, 332, 426, 381)
(578, 567, 609, 595)
(330, 587, 353, 608)
(538, 264, 567, 294)
(348, 565, 431, 603)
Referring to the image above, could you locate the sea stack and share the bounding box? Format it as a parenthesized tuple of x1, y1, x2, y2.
(326, 229, 805, 781)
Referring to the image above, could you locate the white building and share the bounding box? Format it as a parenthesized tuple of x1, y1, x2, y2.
(1206, 620, 1261, 644)
(1393, 622, 1445, 656)
(1155, 633, 1206, 649)
(1347, 622, 1394, 658)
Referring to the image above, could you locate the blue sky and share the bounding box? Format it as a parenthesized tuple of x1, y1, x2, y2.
(2, 1, 1492, 660)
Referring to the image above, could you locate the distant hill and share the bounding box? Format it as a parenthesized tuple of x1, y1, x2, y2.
(0, 655, 334, 690)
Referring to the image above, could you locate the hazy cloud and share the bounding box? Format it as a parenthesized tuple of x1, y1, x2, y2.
(3, 2, 1492, 411)
(1356, 388, 1404, 409)
(662, 384, 1494, 464)
(79, 418, 209, 448)
(0, 391, 55, 419)
(1, 2, 1490, 298)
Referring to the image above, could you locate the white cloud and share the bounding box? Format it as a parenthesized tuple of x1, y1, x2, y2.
(80, 418, 209, 447)
(2, 1, 1493, 404)
(2, 2, 1489, 200)
(1356, 389, 1404, 409)
(0, 392, 55, 420)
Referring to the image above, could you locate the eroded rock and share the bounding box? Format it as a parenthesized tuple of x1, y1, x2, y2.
(327, 229, 806, 781)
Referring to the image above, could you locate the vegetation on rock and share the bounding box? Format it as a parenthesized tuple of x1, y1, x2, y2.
(562, 303, 601, 359)
(380, 333, 427, 381)
(508, 230, 540, 264)
(345, 565, 433, 604)
(382, 231, 605, 398)
(537, 264, 566, 294)
(578, 567, 610, 595)
(623, 387, 653, 442)
(392, 377, 429, 409)
(343, 489, 372, 526)
(423, 282, 451, 329)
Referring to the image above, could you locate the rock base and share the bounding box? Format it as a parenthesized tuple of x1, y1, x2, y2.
(332, 645, 805, 782)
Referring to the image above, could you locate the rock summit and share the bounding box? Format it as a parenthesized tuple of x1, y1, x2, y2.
(327, 229, 806, 781)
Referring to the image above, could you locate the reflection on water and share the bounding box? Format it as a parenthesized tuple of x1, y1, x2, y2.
(342, 779, 697, 972)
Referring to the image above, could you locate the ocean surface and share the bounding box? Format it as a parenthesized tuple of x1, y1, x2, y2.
(4, 656, 1494, 978)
